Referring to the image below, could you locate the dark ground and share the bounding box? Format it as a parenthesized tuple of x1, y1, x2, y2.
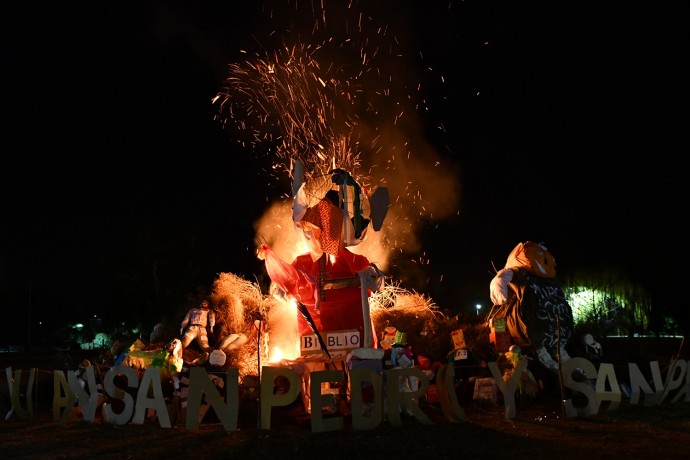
(1, 397, 689, 459)
(1, 338, 689, 459)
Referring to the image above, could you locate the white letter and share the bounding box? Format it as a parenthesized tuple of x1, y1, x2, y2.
(562, 357, 598, 417)
(309, 369, 344, 433)
(103, 365, 139, 425)
(132, 367, 170, 427)
(260, 366, 300, 430)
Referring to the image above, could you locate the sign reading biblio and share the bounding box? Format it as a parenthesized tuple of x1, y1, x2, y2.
(4, 356, 689, 432)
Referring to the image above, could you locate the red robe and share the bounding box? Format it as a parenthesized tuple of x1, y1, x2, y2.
(263, 245, 374, 346)
(293, 249, 370, 336)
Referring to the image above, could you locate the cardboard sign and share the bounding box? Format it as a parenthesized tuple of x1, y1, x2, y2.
(301, 329, 360, 357)
(453, 349, 468, 361)
(451, 329, 466, 349)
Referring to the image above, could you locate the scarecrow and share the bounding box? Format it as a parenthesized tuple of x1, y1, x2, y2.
(489, 241, 574, 371)
(260, 163, 389, 358)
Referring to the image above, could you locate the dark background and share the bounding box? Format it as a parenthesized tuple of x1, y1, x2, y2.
(2, 1, 685, 344)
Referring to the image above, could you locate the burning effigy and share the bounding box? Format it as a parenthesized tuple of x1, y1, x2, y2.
(260, 162, 389, 352)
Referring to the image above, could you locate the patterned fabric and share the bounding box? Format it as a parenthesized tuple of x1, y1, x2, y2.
(299, 198, 344, 256)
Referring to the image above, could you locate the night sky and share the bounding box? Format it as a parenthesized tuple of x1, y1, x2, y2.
(3, 1, 685, 343)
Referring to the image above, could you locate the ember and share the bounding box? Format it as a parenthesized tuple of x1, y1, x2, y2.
(205, 0, 467, 417)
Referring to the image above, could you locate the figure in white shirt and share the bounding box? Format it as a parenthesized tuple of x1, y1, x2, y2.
(180, 299, 216, 352)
